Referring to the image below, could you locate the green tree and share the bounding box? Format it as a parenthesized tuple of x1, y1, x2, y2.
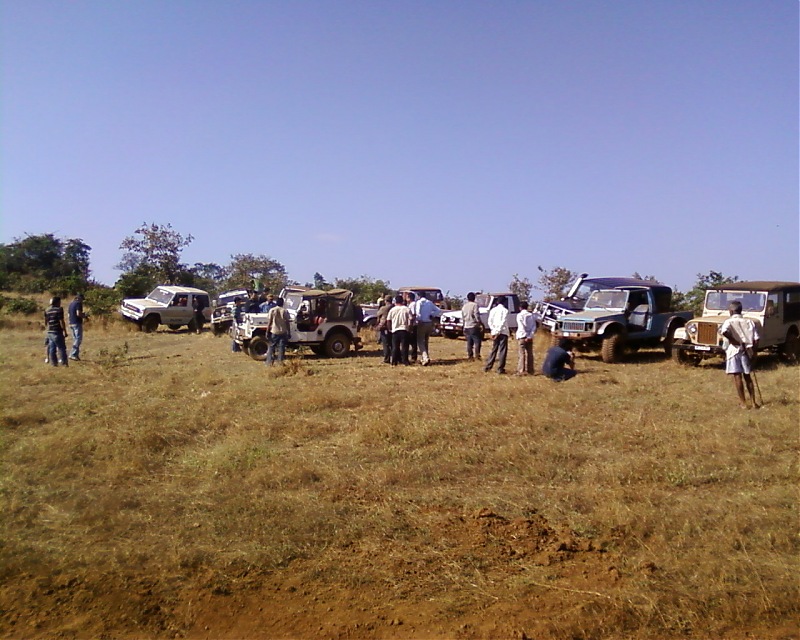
(117, 222, 193, 286)
(223, 254, 288, 294)
(0, 233, 92, 292)
(508, 274, 533, 303)
(677, 270, 740, 316)
(333, 275, 391, 305)
(537, 266, 578, 301)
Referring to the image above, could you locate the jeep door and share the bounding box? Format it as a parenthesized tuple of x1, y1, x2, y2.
(759, 290, 784, 348)
(162, 294, 187, 324)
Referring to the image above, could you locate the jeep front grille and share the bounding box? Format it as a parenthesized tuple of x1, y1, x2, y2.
(561, 320, 587, 332)
(696, 322, 719, 346)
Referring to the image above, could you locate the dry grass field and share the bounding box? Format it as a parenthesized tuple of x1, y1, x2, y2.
(1, 317, 798, 639)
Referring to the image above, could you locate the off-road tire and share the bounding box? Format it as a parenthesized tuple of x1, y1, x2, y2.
(167, 323, 183, 331)
(324, 331, 352, 358)
(601, 332, 625, 364)
(663, 322, 682, 356)
(141, 315, 160, 333)
(443, 330, 459, 340)
(671, 339, 700, 366)
(780, 329, 800, 364)
(248, 335, 269, 361)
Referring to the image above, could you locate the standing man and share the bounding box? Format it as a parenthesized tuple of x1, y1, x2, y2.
(375, 295, 393, 364)
(265, 298, 291, 366)
(462, 292, 483, 360)
(68, 293, 86, 361)
(387, 294, 413, 366)
(192, 295, 207, 334)
(403, 292, 418, 363)
(413, 292, 441, 366)
(719, 301, 761, 409)
(44, 296, 68, 367)
(483, 298, 509, 374)
(259, 293, 276, 313)
(515, 301, 538, 375)
(231, 296, 244, 352)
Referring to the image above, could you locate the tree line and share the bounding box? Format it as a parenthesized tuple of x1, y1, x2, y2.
(1, 223, 739, 317)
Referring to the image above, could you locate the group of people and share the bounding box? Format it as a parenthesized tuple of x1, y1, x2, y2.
(43, 294, 86, 366)
(373, 291, 576, 380)
(375, 291, 442, 366)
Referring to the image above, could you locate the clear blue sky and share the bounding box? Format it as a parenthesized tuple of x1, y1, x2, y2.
(2, 1, 797, 296)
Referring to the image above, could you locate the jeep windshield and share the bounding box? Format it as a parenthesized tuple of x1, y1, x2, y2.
(585, 290, 628, 311)
(705, 291, 766, 313)
(146, 288, 177, 305)
(475, 294, 491, 307)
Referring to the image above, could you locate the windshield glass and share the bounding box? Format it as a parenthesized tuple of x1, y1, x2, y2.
(475, 294, 491, 307)
(705, 291, 766, 313)
(586, 290, 628, 310)
(571, 282, 607, 302)
(146, 288, 175, 305)
(284, 293, 304, 311)
(218, 291, 245, 306)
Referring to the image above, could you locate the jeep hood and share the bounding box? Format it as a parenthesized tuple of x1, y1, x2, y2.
(123, 298, 166, 309)
(565, 309, 625, 322)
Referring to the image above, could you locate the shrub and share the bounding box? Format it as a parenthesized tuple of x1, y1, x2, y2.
(84, 287, 122, 317)
(3, 296, 39, 315)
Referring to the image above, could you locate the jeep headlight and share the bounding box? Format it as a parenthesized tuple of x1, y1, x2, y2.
(688, 324, 697, 335)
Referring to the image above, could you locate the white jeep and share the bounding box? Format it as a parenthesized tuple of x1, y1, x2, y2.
(120, 286, 211, 332)
(234, 288, 363, 360)
(672, 281, 800, 365)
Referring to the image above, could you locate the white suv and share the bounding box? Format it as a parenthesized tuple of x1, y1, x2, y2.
(120, 286, 211, 332)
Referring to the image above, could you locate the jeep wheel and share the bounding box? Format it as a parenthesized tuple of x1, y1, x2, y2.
(671, 339, 700, 366)
(248, 336, 269, 361)
(601, 332, 625, 364)
(780, 329, 800, 364)
(167, 323, 183, 331)
(443, 330, 459, 340)
(324, 332, 351, 358)
(141, 315, 160, 333)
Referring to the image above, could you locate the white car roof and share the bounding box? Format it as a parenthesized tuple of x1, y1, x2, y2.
(154, 286, 209, 295)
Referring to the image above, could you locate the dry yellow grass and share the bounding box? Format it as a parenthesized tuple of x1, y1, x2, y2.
(1, 320, 798, 639)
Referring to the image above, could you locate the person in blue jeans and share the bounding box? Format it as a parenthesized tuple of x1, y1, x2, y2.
(542, 338, 576, 381)
(68, 293, 86, 360)
(265, 298, 291, 366)
(44, 296, 69, 367)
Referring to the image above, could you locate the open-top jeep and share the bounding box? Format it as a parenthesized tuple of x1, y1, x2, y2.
(440, 292, 521, 339)
(553, 285, 691, 363)
(235, 288, 363, 360)
(672, 281, 800, 365)
(536, 274, 666, 333)
(120, 285, 211, 333)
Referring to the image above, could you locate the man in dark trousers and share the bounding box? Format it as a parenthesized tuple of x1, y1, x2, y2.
(44, 296, 69, 367)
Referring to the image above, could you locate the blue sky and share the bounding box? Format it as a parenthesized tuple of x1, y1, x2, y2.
(2, 1, 797, 296)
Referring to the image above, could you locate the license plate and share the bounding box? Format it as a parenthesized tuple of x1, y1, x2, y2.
(562, 331, 573, 336)
(695, 346, 711, 351)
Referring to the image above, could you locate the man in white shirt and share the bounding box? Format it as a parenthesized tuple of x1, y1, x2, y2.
(413, 294, 441, 366)
(515, 301, 539, 375)
(719, 300, 761, 409)
(483, 298, 509, 374)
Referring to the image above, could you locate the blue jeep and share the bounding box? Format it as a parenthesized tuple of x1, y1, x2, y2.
(553, 285, 692, 363)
